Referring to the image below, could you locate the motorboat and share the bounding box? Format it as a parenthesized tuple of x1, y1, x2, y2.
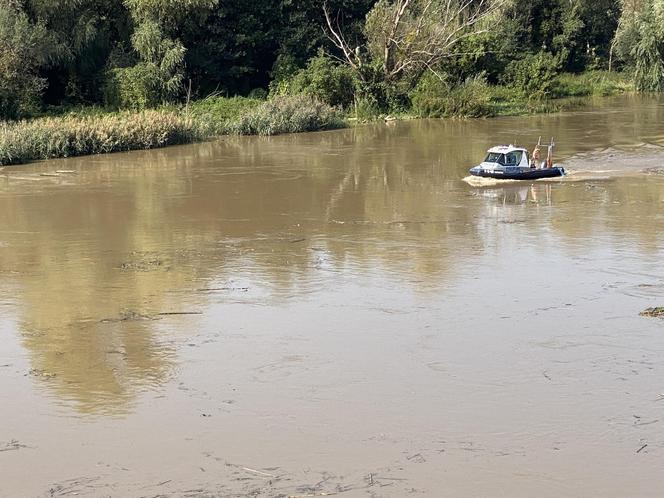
(469, 138, 565, 180)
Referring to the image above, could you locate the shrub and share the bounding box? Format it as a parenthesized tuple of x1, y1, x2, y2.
(0, 110, 201, 166)
(188, 96, 262, 134)
(552, 71, 633, 98)
(275, 53, 357, 108)
(228, 95, 345, 135)
(105, 64, 163, 110)
(410, 73, 493, 118)
(351, 97, 382, 121)
(502, 51, 560, 99)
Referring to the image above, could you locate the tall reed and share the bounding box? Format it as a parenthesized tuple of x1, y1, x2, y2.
(229, 95, 345, 136)
(0, 110, 201, 166)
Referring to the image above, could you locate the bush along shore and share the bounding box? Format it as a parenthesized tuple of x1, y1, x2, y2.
(0, 72, 634, 167)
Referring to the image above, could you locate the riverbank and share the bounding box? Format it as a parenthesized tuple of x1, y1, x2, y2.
(0, 96, 342, 167)
(0, 72, 634, 167)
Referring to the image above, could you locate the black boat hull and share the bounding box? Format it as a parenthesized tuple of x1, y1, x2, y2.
(470, 166, 565, 180)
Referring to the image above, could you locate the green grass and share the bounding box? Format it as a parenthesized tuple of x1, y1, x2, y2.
(187, 96, 263, 134)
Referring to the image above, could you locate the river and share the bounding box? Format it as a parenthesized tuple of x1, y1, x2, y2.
(1, 95, 663, 497)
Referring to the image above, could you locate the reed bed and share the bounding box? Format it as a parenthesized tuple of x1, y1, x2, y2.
(0, 110, 201, 166)
(229, 95, 345, 136)
(0, 96, 347, 166)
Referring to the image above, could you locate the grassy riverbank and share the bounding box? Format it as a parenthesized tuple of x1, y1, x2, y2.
(0, 96, 341, 166)
(0, 72, 634, 167)
(408, 71, 633, 119)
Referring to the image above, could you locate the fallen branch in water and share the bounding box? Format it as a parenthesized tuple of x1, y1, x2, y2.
(241, 467, 277, 478)
(0, 440, 28, 452)
(157, 312, 203, 316)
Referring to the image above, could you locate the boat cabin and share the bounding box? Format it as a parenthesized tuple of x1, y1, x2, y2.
(481, 145, 530, 169)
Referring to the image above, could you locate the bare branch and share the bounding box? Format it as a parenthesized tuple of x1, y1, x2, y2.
(323, 3, 360, 72)
(325, 0, 506, 87)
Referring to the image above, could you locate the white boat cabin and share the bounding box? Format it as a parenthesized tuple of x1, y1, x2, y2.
(481, 145, 530, 169)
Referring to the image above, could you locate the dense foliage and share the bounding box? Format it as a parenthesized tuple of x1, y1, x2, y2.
(0, 0, 657, 121)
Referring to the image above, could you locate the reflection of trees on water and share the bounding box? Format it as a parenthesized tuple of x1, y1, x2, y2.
(1, 97, 663, 413)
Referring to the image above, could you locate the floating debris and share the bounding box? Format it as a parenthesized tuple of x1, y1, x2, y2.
(120, 259, 163, 271)
(119, 252, 166, 272)
(0, 440, 28, 452)
(28, 369, 57, 379)
(100, 310, 153, 323)
(640, 307, 664, 318)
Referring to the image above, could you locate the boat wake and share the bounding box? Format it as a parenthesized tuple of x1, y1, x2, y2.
(464, 145, 664, 186)
(462, 174, 568, 187)
(561, 145, 664, 177)
(462, 175, 521, 187)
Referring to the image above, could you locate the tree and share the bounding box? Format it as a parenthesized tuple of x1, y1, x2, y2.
(613, 0, 664, 91)
(106, 21, 187, 108)
(578, 0, 621, 68)
(0, 2, 55, 119)
(325, 0, 505, 99)
(183, 0, 280, 96)
(106, 0, 218, 108)
(22, 0, 131, 104)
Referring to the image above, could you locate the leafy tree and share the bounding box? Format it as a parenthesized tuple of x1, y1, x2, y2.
(0, 2, 55, 119)
(106, 0, 218, 108)
(106, 21, 187, 108)
(614, 0, 664, 91)
(502, 51, 560, 99)
(496, 0, 583, 71)
(23, 0, 131, 104)
(183, 0, 280, 96)
(578, 0, 621, 67)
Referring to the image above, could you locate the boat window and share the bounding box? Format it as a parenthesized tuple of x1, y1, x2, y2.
(484, 152, 505, 164)
(504, 151, 523, 166)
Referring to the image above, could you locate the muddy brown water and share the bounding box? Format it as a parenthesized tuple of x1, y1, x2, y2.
(1, 95, 664, 497)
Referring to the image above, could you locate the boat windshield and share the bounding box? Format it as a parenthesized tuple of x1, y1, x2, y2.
(485, 152, 505, 164)
(504, 151, 523, 166)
